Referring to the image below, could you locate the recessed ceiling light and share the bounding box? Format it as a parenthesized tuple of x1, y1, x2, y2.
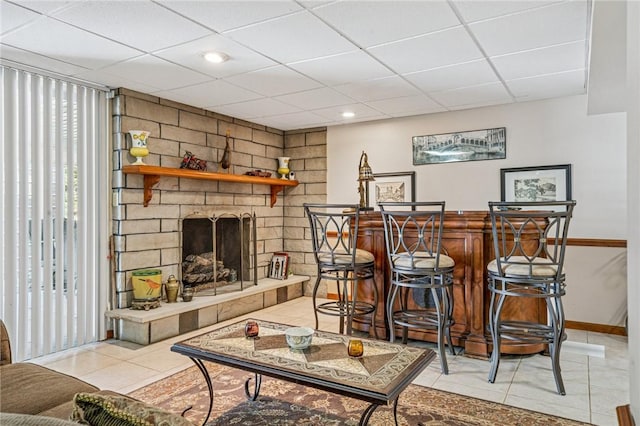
(342, 111, 355, 118)
(204, 52, 229, 64)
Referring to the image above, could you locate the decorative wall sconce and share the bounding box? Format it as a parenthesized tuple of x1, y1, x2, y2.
(357, 151, 375, 210)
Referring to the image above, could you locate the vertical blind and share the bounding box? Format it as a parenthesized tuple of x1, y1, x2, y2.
(1, 65, 110, 361)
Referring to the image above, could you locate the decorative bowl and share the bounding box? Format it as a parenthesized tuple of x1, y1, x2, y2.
(285, 327, 314, 350)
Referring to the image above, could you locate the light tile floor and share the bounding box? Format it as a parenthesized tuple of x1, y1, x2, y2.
(30, 297, 629, 425)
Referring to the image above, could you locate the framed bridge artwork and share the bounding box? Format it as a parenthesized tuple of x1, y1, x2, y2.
(412, 127, 506, 165)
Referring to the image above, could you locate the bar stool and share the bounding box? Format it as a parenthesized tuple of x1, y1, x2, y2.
(303, 204, 379, 338)
(379, 201, 455, 374)
(487, 200, 576, 395)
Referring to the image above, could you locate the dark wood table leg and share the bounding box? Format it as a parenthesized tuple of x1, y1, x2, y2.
(190, 357, 214, 426)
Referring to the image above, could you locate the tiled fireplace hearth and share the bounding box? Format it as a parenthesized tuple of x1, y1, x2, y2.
(106, 276, 306, 345)
(107, 88, 327, 344)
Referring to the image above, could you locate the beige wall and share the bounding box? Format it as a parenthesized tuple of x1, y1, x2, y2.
(326, 94, 628, 326)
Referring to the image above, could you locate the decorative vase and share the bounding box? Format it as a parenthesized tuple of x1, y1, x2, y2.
(164, 275, 180, 303)
(277, 157, 290, 180)
(129, 130, 150, 165)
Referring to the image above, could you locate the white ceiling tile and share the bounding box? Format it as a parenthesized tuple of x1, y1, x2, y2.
(159, 0, 303, 33)
(224, 65, 322, 97)
(387, 106, 447, 118)
(429, 82, 512, 107)
(1, 1, 41, 35)
(447, 97, 516, 111)
(225, 11, 356, 63)
(366, 95, 443, 115)
(311, 103, 384, 121)
(214, 98, 301, 119)
(452, 0, 561, 23)
(98, 55, 211, 91)
(9, 1, 72, 15)
(161, 80, 262, 109)
(0, 16, 141, 69)
(0, 43, 89, 77)
(313, 0, 460, 47)
(368, 26, 483, 74)
(468, 1, 589, 56)
(52, 1, 210, 53)
(154, 34, 276, 79)
(404, 59, 499, 92)
(507, 69, 586, 100)
(333, 76, 421, 102)
(288, 50, 393, 86)
(74, 67, 158, 93)
(257, 111, 328, 130)
(491, 41, 586, 81)
(275, 87, 354, 110)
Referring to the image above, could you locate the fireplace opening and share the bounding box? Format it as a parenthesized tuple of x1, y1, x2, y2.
(181, 213, 257, 295)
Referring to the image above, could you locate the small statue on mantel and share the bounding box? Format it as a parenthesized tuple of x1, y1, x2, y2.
(221, 129, 231, 172)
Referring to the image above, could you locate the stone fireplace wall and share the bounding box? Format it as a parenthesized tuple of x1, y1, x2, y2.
(111, 88, 326, 308)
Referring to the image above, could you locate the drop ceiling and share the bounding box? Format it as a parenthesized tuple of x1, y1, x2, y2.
(0, 0, 591, 131)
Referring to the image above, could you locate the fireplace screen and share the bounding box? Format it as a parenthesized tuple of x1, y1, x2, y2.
(181, 213, 257, 295)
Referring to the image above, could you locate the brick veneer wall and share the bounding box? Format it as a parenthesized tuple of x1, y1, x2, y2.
(111, 88, 326, 308)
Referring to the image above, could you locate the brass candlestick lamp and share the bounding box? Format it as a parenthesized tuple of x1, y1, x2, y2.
(357, 151, 375, 210)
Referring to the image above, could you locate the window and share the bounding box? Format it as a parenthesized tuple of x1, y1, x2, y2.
(1, 65, 110, 361)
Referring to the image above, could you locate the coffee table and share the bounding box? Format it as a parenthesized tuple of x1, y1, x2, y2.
(171, 319, 435, 425)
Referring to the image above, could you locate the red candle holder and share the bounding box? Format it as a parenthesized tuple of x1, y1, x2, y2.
(245, 320, 259, 338)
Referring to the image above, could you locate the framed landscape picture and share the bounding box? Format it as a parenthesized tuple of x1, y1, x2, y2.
(500, 164, 572, 202)
(412, 127, 506, 165)
(367, 171, 416, 211)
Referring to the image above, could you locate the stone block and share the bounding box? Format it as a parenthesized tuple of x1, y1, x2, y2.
(150, 316, 180, 343)
(304, 157, 327, 171)
(161, 191, 206, 205)
(217, 293, 264, 321)
(126, 232, 180, 251)
(161, 124, 206, 146)
(119, 320, 149, 345)
(305, 131, 327, 146)
(119, 219, 161, 235)
(179, 110, 217, 133)
(126, 204, 181, 220)
(235, 138, 266, 156)
(179, 310, 199, 334)
(253, 129, 282, 147)
(127, 97, 178, 125)
(198, 306, 218, 328)
(285, 133, 305, 148)
(118, 249, 161, 271)
(264, 289, 277, 308)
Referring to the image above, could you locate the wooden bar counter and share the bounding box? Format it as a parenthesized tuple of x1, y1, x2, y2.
(355, 210, 546, 358)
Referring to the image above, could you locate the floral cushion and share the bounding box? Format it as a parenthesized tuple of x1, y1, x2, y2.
(70, 393, 193, 426)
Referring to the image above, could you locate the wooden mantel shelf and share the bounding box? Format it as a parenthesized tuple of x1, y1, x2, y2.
(122, 165, 299, 208)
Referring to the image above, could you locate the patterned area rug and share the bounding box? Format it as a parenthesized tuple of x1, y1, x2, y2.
(129, 363, 590, 425)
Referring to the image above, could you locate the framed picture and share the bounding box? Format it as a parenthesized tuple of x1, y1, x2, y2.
(269, 252, 289, 280)
(500, 164, 572, 202)
(367, 171, 416, 211)
(412, 127, 506, 165)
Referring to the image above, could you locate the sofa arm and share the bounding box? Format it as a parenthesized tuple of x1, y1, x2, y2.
(1, 319, 11, 365)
